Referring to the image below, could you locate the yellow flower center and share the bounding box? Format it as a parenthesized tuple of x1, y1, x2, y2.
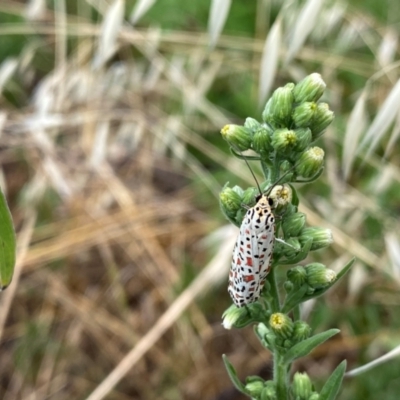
(270, 313, 285, 329)
(284, 131, 297, 145)
(220, 125, 230, 137)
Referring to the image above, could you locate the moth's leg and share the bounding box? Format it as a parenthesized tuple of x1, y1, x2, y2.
(241, 203, 250, 210)
(275, 238, 296, 249)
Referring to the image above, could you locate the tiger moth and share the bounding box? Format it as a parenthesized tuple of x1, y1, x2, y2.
(228, 193, 275, 307)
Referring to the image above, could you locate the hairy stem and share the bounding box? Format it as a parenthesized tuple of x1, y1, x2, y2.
(267, 265, 280, 312)
(274, 352, 289, 400)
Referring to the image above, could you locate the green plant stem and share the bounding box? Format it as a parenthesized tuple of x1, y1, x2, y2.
(293, 304, 300, 321)
(267, 265, 280, 312)
(274, 352, 289, 400)
(270, 155, 281, 183)
(261, 159, 273, 179)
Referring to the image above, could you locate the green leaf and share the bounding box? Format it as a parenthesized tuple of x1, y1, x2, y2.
(288, 183, 299, 206)
(254, 323, 272, 350)
(335, 257, 355, 281)
(294, 167, 325, 183)
(222, 354, 247, 395)
(283, 329, 340, 363)
(319, 360, 347, 400)
(281, 284, 308, 313)
(0, 187, 16, 290)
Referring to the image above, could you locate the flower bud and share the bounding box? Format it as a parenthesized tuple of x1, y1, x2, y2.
(287, 265, 307, 286)
(252, 126, 273, 156)
(222, 305, 243, 329)
(232, 185, 244, 197)
(284, 280, 294, 293)
(244, 117, 261, 133)
(262, 83, 295, 127)
(305, 263, 337, 289)
(269, 313, 294, 339)
(220, 124, 252, 151)
(293, 128, 312, 152)
(292, 372, 313, 400)
(292, 321, 311, 342)
(295, 147, 324, 178)
(269, 185, 292, 209)
(280, 160, 293, 174)
(271, 129, 297, 154)
(242, 187, 258, 205)
(293, 73, 326, 103)
(292, 102, 317, 128)
(309, 102, 334, 140)
(245, 379, 264, 397)
(222, 303, 264, 329)
(299, 227, 333, 251)
(309, 392, 320, 400)
(219, 186, 242, 220)
(283, 339, 292, 348)
(260, 381, 277, 400)
(256, 322, 270, 339)
(265, 332, 277, 348)
(282, 212, 306, 237)
(282, 238, 301, 258)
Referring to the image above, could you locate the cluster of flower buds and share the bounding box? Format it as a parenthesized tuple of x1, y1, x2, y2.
(244, 377, 277, 400)
(287, 262, 336, 294)
(271, 204, 333, 265)
(255, 314, 312, 350)
(243, 372, 319, 400)
(219, 181, 294, 228)
(221, 73, 333, 182)
(226, 317, 318, 399)
(219, 184, 259, 227)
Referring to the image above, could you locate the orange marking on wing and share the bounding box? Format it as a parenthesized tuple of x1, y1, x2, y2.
(243, 275, 255, 282)
(246, 257, 253, 266)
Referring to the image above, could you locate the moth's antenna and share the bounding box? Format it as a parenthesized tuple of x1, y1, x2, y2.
(230, 144, 262, 195)
(266, 165, 297, 196)
(230, 144, 296, 196)
(242, 155, 262, 195)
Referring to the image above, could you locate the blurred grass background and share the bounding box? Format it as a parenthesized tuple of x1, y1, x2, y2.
(1, 0, 400, 399)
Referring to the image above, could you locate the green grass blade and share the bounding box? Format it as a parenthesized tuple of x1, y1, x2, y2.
(0, 187, 16, 290)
